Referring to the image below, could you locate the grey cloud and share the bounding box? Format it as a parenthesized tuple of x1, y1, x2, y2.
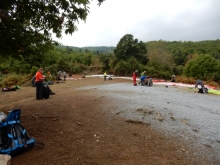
(132, 0, 220, 42)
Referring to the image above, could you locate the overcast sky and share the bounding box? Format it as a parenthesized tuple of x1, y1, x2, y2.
(53, 0, 220, 47)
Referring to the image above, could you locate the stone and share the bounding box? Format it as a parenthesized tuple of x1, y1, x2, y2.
(0, 154, 11, 165)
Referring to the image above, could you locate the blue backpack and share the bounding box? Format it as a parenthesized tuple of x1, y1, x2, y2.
(0, 109, 35, 156)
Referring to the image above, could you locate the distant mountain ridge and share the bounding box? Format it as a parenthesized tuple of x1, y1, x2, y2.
(56, 45, 115, 52)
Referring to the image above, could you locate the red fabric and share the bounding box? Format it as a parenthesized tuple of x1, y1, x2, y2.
(35, 71, 43, 82)
(132, 72, 137, 85)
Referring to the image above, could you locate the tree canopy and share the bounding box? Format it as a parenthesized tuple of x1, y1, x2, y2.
(113, 34, 148, 65)
(183, 54, 219, 80)
(0, 0, 105, 57)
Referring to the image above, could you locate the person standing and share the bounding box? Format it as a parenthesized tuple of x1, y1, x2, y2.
(35, 68, 46, 100)
(63, 71, 66, 81)
(132, 70, 138, 86)
(104, 72, 107, 81)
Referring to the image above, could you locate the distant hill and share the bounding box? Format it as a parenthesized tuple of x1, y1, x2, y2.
(56, 45, 115, 53)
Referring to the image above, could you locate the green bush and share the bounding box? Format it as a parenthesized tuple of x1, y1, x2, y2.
(0, 63, 9, 74)
(0, 74, 31, 87)
(30, 66, 38, 76)
(46, 64, 58, 77)
(114, 60, 130, 76)
(3, 75, 19, 86)
(172, 65, 184, 75)
(145, 66, 156, 76)
(183, 54, 218, 80)
(157, 71, 171, 79)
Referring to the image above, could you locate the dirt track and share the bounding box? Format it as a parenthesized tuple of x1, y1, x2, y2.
(0, 76, 219, 165)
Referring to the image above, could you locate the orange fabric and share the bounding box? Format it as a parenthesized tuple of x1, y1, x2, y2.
(35, 71, 43, 82)
(132, 72, 137, 85)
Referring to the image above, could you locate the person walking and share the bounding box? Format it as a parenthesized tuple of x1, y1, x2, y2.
(35, 68, 46, 100)
(132, 70, 138, 86)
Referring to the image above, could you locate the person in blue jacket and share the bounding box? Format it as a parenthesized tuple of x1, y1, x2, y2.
(139, 75, 147, 86)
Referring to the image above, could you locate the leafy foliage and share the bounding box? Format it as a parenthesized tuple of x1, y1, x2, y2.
(114, 57, 140, 76)
(1, 32, 220, 85)
(183, 54, 219, 80)
(0, 0, 105, 57)
(57, 45, 115, 53)
(114, 34, 148, 65)
(0, 73, 30, 87)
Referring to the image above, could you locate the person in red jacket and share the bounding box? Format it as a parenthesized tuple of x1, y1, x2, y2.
(35, 68, 46, 100)
(132, 70, 138, 86)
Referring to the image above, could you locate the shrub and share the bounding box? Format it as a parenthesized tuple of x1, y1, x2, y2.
(30, 66, 38, 76)
(172, 65, 184, 75)
(157, 71, 170, 79)
(183, 54, 218, 80)
(4, 76, 19, 86)
(1, 74, 30, 87)
(176, 76, 196, 84)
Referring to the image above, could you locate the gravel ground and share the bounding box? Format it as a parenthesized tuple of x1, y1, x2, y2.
(80, 81, 220, 163)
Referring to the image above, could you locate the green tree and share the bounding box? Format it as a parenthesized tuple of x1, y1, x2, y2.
(183, 54, 218, 80)
(113, 34, 148, 65)
(114, 57, 140, 76)
(57, 58, 69, 72)
(0, 0, 105, 57)
(99, 54, 111, 72)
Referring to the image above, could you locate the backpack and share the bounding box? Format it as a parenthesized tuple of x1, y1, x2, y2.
(2, 87, 16, 92)
(43, 85, 50, 99)
(198, 87, 208, 93)
(0, 109, 35, 156)
(31, 76, 36, 87)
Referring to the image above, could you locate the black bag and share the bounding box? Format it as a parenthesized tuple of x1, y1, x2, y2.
(198, 88, 203, 93)
(0, 109, 35, 156)
(198, 87, 208, 93)
(2, 87, 16, 92)
(31, 76, 36, 87)
(43, 86, 50, 99)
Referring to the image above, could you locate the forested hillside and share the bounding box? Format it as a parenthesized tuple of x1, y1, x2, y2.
(145, 39, 220, 80)
(0, 34, 220, 87)
(56, 45, 115, 53)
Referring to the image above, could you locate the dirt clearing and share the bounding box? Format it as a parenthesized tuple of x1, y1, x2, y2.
(0, 76, 217, 165)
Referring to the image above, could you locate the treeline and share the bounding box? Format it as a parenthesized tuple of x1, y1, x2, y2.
(145, 39, 220, 80)
(0, 34, 220, 87)
(57, 45, 115, 53)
